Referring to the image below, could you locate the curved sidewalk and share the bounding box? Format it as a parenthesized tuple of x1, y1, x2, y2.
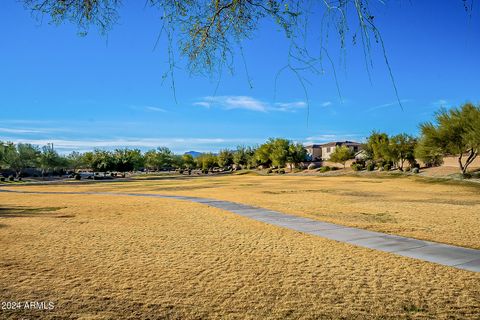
(1, 188, 479, 272)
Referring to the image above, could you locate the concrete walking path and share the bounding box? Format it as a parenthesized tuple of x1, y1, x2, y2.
(1, 188, 479, 272)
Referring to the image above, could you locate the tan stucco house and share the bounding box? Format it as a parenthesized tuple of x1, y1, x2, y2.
(305, 141, 363, 161)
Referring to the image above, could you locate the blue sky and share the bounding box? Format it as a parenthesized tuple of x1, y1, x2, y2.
(1, 1, 479, 153)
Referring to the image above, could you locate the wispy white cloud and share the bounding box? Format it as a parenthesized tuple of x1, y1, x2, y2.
(195, 96, 268, 112)
(193, 101, 211, 108)
(144, 106, 167, 113)
(0, 127, 45, 134)
(304, 133, 365, 144)
(366, 99, 410, 112)
(0, 126, 70, 135)
(130, 105, 168, 113)
(0, 119, 57, 125)
(273, 101, 307, 112)
(432, 99, 450, 108)
(193, 96, 307, 113)
(321, 101, 332, 107)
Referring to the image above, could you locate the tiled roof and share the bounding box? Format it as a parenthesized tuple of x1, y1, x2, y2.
(305, 141, 362, 148)
(319, 141, 361, 147)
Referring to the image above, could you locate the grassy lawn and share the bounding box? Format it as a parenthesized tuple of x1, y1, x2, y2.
(0, 191, 479, 319)
(15, 173, 480, 249)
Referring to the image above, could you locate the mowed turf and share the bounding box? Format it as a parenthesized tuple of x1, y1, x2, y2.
(18, 173, 480, 249)
(0, 192, 479, 319)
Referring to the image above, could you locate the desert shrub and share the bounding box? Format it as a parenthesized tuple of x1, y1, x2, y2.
(355, 158, 366, 167)
(351, 163, 364, 171)
(383, 164, 391, 171)
(331, 166, 339, 171)
(279, 169, 285, 174)
(462, 172, 473, 179)
(8, 175, 14, 181)
(319, 166, 331, 173)
(366, 160, 375, 171)
(404, 167, 411, 172)
(267, 168, 273, 174)
(307, 163, 318, 170)
(74, 174, 81, 180)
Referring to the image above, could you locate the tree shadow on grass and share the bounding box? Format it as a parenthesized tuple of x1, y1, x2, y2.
(0, 206, 71, 219)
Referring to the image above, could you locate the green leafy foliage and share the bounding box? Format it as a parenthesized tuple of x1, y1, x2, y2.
(196, 153, 218, 171)
(417, 103, 480, 174)
(182, 154, 196, 169)
(91, 149, 115, 173)
(144, 147, 174, 171)
(255, 138, 306, 169)
(329, 146, 354, 168)
(217, 149, 233, 168)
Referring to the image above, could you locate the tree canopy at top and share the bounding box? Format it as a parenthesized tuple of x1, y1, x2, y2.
(21, 0, 441, 92)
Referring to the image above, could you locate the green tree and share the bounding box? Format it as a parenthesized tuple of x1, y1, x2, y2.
(197, 153, 218, 171)
(144, 147, 174, 171)
(255, 143, 272, 167)
(217, 149, 233, 168)
(418, 103, 480, 175)
(66, 151, 84, 171)
(245, 146, 258, 169)
(3, 143, 40, 178)
(329, 146, 354, 168)
(156, 147, 174, 170)
(92, 149, 114, 174)
(39, 143, 61, 177)
(113, 148, 143, 173)
(144, 150, 159, 171)
(0, 142, 5, 166)
(172, 155, 184, 169)
(182, 154, 196, 169)
(287, 142, 307, 169)
(270, 138, 290, 168)
(81, 152, 95, 171)
(366, 132, 390, 163)
(414, 138, 443, 168)
(233, 145, 248, 168)
(390, 134, 417, 170)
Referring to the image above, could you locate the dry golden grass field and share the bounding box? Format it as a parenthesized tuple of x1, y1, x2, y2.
(16, 173, 480, 248)
(1, 174, 479, 319)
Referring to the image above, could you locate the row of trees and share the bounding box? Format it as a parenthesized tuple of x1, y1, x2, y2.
(188, 139, 307, 171)
(0, 143, 68, 178)
(0, 143, 148, 178)
(1, 103, 478, 177)
(350, 103, 479, 175)
(0, 138, 308, 177)
(363, 133, 417, 170)
(323, 133, 417, 170)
